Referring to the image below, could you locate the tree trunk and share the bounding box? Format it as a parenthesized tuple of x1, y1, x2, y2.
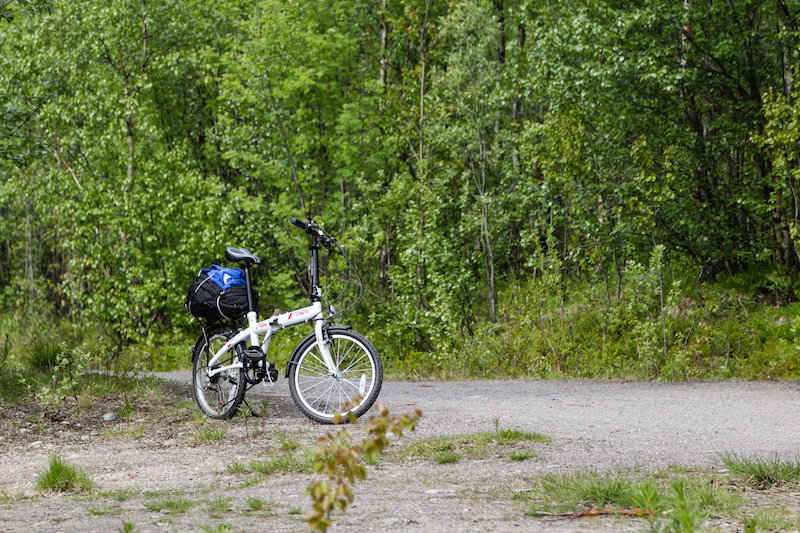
(380, 0, 388, 90)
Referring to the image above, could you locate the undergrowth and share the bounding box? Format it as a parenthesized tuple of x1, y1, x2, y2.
(2, 264, 799, 382)
(394, 264, 800, 380)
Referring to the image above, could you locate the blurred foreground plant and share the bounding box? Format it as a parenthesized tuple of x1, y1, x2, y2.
(307, 403, 422, 532)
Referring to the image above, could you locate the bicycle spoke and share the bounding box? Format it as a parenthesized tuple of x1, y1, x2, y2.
(299, 354, 328, 375)
(335, 341, 357, 369)
(322, 383, 335, 414)
(298, 367, 328, 378)
(341, 352, 371, 375)
(340, 377, 364, 394)
(309, 380, 337, 410)
(299, 377, 330, 395)
(305, 350, 330, 373)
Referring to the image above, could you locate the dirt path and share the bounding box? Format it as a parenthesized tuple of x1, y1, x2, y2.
(1, 378, 799, 532)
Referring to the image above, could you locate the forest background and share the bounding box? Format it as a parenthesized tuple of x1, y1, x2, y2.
(2, 0, 800, 382)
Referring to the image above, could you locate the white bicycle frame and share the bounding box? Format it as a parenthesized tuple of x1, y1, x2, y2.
(205, 302, 337, 380)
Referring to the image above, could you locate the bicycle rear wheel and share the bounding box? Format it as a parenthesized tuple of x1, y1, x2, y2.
(288, 328, 383, 423)
(192, 327, 247, 419)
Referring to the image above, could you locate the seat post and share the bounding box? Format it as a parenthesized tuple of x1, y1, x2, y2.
(243, 265, 256, 313)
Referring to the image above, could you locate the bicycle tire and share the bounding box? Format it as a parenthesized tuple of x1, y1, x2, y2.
(288, 328, 383, 424)
(192, 326, 247, 419)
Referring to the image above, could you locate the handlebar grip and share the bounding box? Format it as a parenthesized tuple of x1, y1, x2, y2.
(290, 217, 307, 230)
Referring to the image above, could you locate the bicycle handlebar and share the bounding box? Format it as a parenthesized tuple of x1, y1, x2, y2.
(290, 216, 331, 245)
(288, 216, 361, 316)
(290, 217, 308, 231)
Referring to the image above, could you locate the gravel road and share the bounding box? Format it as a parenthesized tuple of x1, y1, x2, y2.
(156, 373, 800, 469)
(1, 377, 799, 532)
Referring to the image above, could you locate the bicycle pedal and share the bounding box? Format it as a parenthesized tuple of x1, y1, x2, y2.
(242, 346, 265, 360)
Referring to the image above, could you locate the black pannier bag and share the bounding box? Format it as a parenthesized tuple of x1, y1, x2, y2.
(185, 266, 259, 321)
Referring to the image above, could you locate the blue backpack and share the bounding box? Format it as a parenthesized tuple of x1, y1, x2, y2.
(184, 265, 257, 321)
(203, 265, 245, 290)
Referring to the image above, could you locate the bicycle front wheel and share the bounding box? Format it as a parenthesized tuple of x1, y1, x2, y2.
(192, 327, 247, 419)
(288, 329, 383, 423)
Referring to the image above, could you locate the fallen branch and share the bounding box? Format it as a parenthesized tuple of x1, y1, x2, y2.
(531, 508, 653, 519)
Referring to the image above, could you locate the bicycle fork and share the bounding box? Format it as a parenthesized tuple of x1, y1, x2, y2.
(314, 317, 340, 379)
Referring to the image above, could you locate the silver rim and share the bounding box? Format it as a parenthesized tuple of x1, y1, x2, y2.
(293, 333, 377, 420)
(194, 334, 241, 417)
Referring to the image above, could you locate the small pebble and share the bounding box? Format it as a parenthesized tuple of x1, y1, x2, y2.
(102, 413, 117, 422)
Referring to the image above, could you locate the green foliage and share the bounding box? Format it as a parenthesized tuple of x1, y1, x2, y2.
(2, 0, 800, 370)
(538, 473, 635, 509)
(24, 343, 91, 411)
(663, 481, 703, 533)
(436, 452, 460, 464)
(35, 455, 93, 493)
(307, 404, 422, 532)
(742, 509, 800, 532)
(423, 266, 800, 380)
(225, 461, 246, 475)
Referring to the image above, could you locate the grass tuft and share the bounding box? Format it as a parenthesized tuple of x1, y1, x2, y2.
(249, 449, 314, 474)
(247, 496, 265, 511)
(509, 450, 536, 461)
(276, 432, 301, 453)
(406, 427, 549, 462)
(25, 339, 64, 371)
(721, 454, 800, 488)
(206, 495, 232, 517)
(199, 524, 240, 533)
(144, 495, 196, 514)
(547, 474, 633, 508)
(35, 455, 93, 493)
(195, 425, 227, 443)
(226, 461, 246, 474)
(495, 428, 550, 445)
(436, 452, 460, 464)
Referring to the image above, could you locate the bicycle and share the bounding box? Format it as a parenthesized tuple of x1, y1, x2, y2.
(189, 217, 383, 423)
